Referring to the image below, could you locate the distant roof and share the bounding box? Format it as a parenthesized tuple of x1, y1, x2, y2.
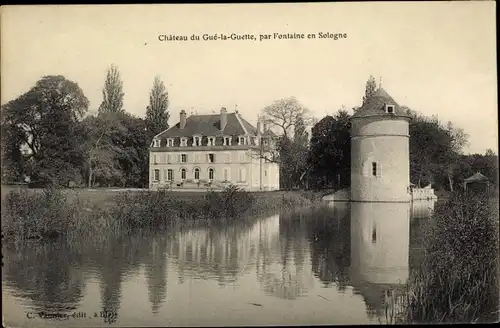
(155, 112, 276, 139)
(464, 172, 489, 182)
(352, 87, 410, 119)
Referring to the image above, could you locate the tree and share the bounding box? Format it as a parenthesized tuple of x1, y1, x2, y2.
(362, 75, 377, 105)
(82, 112, 149, 188)
(98, 65, 124, 114)
(294, 114, 309, 147)
(81, 113, 124, 188)
(261, 97, 310, 140)
(307, 108, 351, 190)
(1, 75, 89, 186)
(145, 76, 170, 139)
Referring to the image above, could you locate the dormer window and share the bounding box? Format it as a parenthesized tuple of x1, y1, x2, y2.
(208, 136, 216, 146)
(166, 138, 174, 147)
(153, 139, 161, 147)
(238, 136, 246, 146)
(192, 135, 202, 147)
(223, 136, 232, 146)
(385, 104, 395, 114)
(180, 137, 188, 147)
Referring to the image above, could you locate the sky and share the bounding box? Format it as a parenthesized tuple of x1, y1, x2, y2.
(1, 2, 497, 155)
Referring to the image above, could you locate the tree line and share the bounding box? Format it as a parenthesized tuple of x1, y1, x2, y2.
(1, 65, 170, 188)
(1, 71, 497, 192)
(260, 75, 498, 192)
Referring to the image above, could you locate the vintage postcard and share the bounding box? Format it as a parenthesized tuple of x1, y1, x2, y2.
(1, 2, 498, 327)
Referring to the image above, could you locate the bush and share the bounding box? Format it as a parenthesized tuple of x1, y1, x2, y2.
(396, 190, 499, 324)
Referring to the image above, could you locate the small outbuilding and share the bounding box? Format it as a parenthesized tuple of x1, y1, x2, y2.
(463, 172, 490, 193)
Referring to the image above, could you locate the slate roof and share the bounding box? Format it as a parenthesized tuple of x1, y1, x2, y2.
(155, 112, 275, 139)
(464, 172, 489, 182)
(352, 87, 410, 119)
(155, 113, 276, 139)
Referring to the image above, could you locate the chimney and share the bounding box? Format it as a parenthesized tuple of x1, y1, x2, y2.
(220, 107, 227, 130)
(256, 116, 262, 135)
(180, 110, 187, 129)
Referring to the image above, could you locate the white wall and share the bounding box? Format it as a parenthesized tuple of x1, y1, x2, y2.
(351, 117, 410, 202)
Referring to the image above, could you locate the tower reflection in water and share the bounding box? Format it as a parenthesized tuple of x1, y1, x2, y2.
(349, 200, 435, 321)
(349, 202, 410, 321)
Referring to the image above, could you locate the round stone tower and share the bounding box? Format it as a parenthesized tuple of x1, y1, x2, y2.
(350, 87, 411, 202)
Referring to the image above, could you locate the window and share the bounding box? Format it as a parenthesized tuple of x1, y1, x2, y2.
(208, 168, 214, 180)
(180, 137, 188, 147)
(194, 168, 200, 180)
(264, 170, 267, 177)
(386, 104, 395, 114)
(372, 162, 377, 177)
(208, 153, 215, 163)
(372, 226, 377, 243)
(263, 139, 268, 146)
(181, 154, 187, 163)
(153, 155, 158, 164)
(153, 169, 160, 182)
(223, 136, 232, 146)
(153, 139, 160, 147)
(167, 139, 174, 147)
(167, 169, 174, 181)
(181, 168, 186, 180)
(224, 168, 229, 181)
(167, 154, 171, 163)
(239, 136, 246, 145)
(208, 137, 215, 146)
(193, 135, 202, 146)
(239, 168, 246, 182)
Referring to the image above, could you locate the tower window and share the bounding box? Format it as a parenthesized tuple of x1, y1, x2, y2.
(372, 162, 377, 177)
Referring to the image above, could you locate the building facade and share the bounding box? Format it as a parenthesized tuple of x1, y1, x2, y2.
(149, 108, 280, 191)
(350, 87, 411, 202)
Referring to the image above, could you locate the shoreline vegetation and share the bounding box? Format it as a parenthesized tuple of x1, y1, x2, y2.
(388, 189, 499, 324)
(1, 185, 324, 243)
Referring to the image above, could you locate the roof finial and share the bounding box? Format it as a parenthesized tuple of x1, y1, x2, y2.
(379, 76, 383, 89)
(235, 104, 238, 114)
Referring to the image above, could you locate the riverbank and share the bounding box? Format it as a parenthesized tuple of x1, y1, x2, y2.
(1, 185, 325, 243)
(391, 190, 499, 324)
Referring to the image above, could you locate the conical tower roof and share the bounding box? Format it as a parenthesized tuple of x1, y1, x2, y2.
(352, 87, 410, 119)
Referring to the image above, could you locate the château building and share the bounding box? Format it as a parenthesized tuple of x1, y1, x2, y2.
(149, 108, 280, 191)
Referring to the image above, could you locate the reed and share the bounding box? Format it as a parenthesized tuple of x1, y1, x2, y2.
(1, 185, 318, 242)
(391, 190, 499, 324)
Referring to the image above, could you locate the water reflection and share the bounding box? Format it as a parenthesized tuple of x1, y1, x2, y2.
(349, 200, 436, 321)
(144, 235, 169, 314)
(307, 203, 351, 291)
(2, 242, 87, 314)
(2, 200, 437, 326)
(256, 211, 313, 300)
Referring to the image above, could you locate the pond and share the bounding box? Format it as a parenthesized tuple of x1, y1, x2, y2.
(2, 200, 435, 327)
